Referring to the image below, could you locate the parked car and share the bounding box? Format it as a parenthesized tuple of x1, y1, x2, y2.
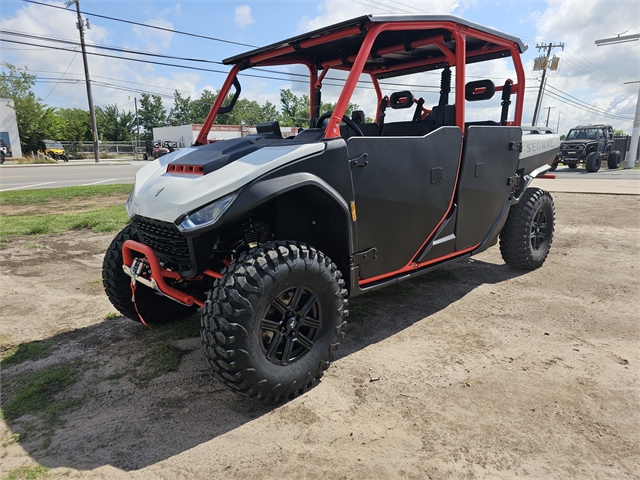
(554, 124, 622, 172)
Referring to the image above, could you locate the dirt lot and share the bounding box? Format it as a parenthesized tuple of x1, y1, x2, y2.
(0, 192, 638, 479)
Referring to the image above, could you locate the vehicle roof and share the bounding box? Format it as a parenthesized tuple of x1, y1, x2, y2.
(224, 14, 526, 79)
(569, 125, 611, 129)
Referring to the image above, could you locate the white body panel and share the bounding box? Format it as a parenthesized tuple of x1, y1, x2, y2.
(520, 131, 560, 160)
(128, 143, 325, 223)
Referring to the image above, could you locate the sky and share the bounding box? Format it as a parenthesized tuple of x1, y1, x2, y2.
(0, 0, 638, 135)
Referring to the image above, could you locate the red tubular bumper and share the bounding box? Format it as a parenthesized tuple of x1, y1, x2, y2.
(122, 239, 205, 308)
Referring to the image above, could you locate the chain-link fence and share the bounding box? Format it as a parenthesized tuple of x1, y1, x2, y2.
(60, 141, 146, 160)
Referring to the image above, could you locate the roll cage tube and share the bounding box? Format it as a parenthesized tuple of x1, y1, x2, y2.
(323, 22, 525, 138)
(196, 63, 241, 145)
(198, 18, 526, 143)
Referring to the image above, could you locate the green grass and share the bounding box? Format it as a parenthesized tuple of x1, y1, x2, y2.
(4, 465, 50, 480)
(153, 314, 200, 342)
(0, 184, 132, 206)
(1, 363, 83, 424)
(104, 312, 119, 320)
(0, 205, 129, 238)
(137, 314, 200, 384)
(348, 302, 377, 323)
(1, 341, 55, 367)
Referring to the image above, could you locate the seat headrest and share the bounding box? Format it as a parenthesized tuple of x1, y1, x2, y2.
(389, 91, 414, 109)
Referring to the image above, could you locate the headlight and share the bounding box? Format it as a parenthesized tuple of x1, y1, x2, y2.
(178, 193, 237, 231)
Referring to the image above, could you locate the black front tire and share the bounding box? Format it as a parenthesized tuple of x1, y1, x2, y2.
(549, 157, 558, 172)
(607, 150, 622, 169)
(200, 242, 348, 403)
(585, 151, 601, 172)
(102, 224, 196, 324)
(500, 188, 555, 270)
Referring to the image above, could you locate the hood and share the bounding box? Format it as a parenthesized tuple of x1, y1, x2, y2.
(128, 140, 325, 223)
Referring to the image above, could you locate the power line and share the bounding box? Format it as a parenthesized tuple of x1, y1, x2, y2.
(544, 83, 633, 119)
(543, 89, 633, 121)
(21, 0, 258, 48)
(42, 50, 78, 102)
(565, 45, 623, 85)
(0, 29, 227, 66)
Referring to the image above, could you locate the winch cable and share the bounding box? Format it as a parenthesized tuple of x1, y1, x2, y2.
(130, 282, 152, 330)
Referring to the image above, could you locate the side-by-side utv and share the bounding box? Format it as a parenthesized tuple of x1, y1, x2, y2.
(103, 14, 559, 403)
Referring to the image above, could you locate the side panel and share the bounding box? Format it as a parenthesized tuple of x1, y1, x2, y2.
(347, 127, 462, 279)
(455, 126, 521, 250)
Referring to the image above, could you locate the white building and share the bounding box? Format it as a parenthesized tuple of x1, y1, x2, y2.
(153, 124, 299, 146)
(0, 98, 22, 158)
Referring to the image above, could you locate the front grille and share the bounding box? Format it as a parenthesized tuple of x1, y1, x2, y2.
(134, 217, 191, 268)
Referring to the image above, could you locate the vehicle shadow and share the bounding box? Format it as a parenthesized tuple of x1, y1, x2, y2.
(2, 257, 526, 472)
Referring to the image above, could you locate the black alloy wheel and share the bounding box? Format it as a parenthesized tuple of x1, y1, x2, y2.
(260, 285, 322, 366)
(530, 208, 549, 251)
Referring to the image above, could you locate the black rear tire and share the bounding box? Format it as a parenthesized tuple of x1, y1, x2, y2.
(585, 151, 601, 172)
(102, 224, 196, 324)
(200, 241, 348, 403)
(500, 188, 555, 270)
(549, 158, 558, 172)
(607, 150, 622, 169)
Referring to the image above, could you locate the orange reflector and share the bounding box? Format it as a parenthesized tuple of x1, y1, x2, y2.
(167, 164, 205, 175)
(350, 201, 357, 222)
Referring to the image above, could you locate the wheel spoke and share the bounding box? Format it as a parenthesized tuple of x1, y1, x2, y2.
(289, 286, 304, 312)
(261, 319, 281, 333)
(265, 333, 283, 360)
(281, 336, 293, 365)
(299, 292, 318, 317)
(296, 333, 314, 351)
(299, 315, 321, 329)
(271, 297, 288, 315)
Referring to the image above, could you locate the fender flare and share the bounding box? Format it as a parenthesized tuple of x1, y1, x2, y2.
(224, 171, 351, 222)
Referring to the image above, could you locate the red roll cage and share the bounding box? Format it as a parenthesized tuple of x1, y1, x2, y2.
(196, 14, 527, 145)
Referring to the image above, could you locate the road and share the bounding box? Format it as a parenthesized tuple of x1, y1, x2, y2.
(0, 159, 638, 193)
(0, 162, 146, 191)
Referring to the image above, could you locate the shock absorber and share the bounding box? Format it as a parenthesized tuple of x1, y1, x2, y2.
(242, 214, 260, 249)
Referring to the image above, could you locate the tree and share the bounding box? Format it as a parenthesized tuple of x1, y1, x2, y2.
(168, 91, 193, 125)
(191, 89, 217, 124)
(138, 94, 167, 140)
(278, 89, 359, 128)
(279, 89, 309, 127)
(0, 62, 58, 152)
(613, 128, 627, 136)
(96, 104, 135, 141)
(55, 108, 91, 143)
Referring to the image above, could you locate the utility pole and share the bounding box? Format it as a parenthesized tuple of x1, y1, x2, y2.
(532, 42, 564, 126)
(595, 33, 640, 168)
(624, 81, 640, 168)
(66, 0, 99, 163)
(134, 97, 140, 159)
(557, 110, 561, 134)
(544, 106, 555, 128)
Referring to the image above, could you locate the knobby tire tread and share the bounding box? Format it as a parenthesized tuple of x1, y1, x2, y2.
(200, 241, 348, 403)
(102, 224, 195, 324)
(499, 188, 555, 270)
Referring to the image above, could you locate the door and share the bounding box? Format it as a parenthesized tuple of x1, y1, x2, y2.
(455, 126, 522, 250)
(348, 127, 462, 279)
